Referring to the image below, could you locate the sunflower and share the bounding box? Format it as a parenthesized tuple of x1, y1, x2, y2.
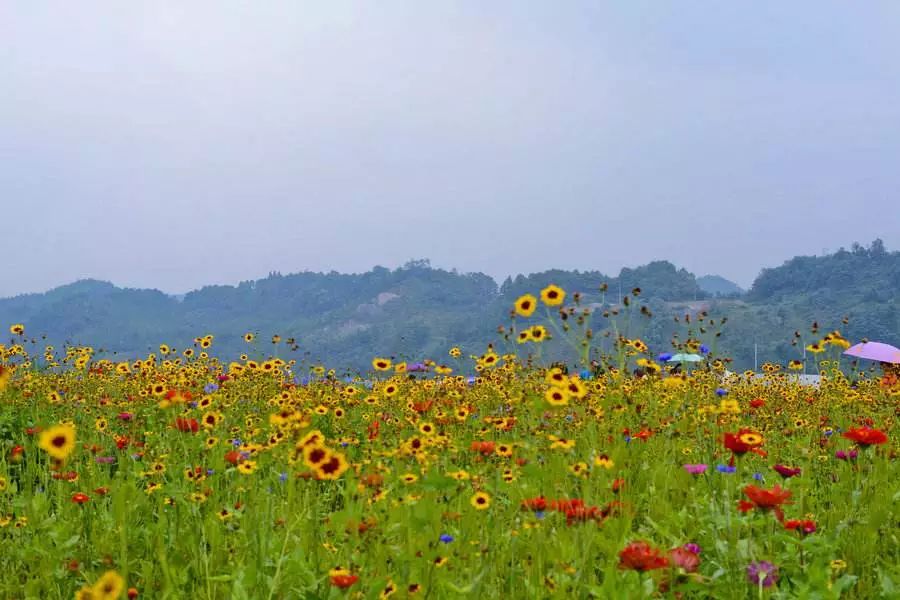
(315, 451, 349, 480)
(528, 325, 548, 342)
(470, 491, 491, 510)
(401, 473, 419, 484)
(94, 418, 108, 432)
(237, 460, 258, 475)
(38, 424, 76, 461)
(302, 444, 331, 469)
(372, 358, 393, 371)
(514, 294, 538, 318)
(540, 285, 566, 306)
(544, 388, 569, 406)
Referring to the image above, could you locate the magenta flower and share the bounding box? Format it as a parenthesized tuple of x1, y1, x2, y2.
(772, 464, 801, 478)
(835, 449, 858, 461)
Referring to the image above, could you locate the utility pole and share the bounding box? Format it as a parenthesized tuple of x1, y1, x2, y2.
(754, 343, 758, 372)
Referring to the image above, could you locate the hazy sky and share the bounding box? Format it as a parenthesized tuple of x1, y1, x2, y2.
(2, 2, 899, 297)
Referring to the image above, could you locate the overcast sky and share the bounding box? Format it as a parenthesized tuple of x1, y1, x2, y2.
(2, 2, 899, 297)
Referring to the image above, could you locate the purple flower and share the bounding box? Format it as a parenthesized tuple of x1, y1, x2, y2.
(752, 472, 764, 481)
(658, 352, 673, 362)
(747, 561, 778, 587)
(700, 344, 710, 354)
(683, 464, 708, 475)
(439, 534, 454, 543)
(683, 543, 701, 555)
(204, 382, 219, 394)
(715, 387, 728, 396)
(95, 456, 116, 464)
(716, 464, 736, 474)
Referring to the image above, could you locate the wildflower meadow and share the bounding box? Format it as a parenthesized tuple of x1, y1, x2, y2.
(0, 284, 897, 599)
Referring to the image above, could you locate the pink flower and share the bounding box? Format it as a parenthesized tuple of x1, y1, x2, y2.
(669, 547, 700, 572)
(683, 464, 708, 475)
(118, 412, 134, 421)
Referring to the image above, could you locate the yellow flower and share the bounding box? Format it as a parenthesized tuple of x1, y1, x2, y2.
(237, 460, 258, 475)
(594, 454, 614, 469)
(540, 285, 565, 306)
(92, 570, 125, 600)
(470, 491, 491, 510)
(38, 424, 76, 461)
(9, 324, 24, 336)
(514, 294, 538, 318)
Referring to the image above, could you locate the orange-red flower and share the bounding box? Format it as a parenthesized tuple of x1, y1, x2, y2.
(842, 427, 888, 446)
(470, 441, 495, 455)
(174, 418, 199, 433)
(71, 492, 90, 504)
(742, 484, 792, 521)
(618, 541, 670, 571)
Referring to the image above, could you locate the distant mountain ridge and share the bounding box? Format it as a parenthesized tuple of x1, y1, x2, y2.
(2, 241, 897, 371)
(697, 275, 744, 297)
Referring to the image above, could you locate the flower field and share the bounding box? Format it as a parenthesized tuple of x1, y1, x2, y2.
(0, 288, 898, 599)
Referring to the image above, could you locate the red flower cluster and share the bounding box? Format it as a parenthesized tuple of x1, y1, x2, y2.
(842, 427, 888, 446)
(618, 541, 670, 571)
(470, 441, 495, 455)
(520, 497, 624, 526)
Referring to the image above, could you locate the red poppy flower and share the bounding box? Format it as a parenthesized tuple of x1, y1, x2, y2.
(743, 485, 792, 521)
(10, 445, 24, 462)
(784, 519, 816, 535)
(71, 493, 90, 504)
(750, 398, 766, 409)
(174, 417, 199, 433)
(842, 427, 888, 446)
(618, 541, 670, 571)
(224, 450, 244, 465)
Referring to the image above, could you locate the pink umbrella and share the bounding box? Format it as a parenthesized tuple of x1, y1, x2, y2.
(843, 341, 900, 364)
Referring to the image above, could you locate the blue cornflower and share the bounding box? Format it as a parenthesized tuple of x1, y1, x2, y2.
(658, 352, 673, 362)
(279, 472, 288, 483)
(439, 534, 454, 544)
(716, 464, 736, 474)
(232, 439, 243, 447)
(624, 435, 632, 443)
(204, 382, 219, 394)
(715, 388, 728, 397)
(752, 472, 763, 481)
(700, 344, 710, 354)
(207, 469, 215, 476)
(535, 511, 546, 520)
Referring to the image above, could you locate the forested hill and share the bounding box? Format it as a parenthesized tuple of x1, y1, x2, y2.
(1, 241, 897, 371)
